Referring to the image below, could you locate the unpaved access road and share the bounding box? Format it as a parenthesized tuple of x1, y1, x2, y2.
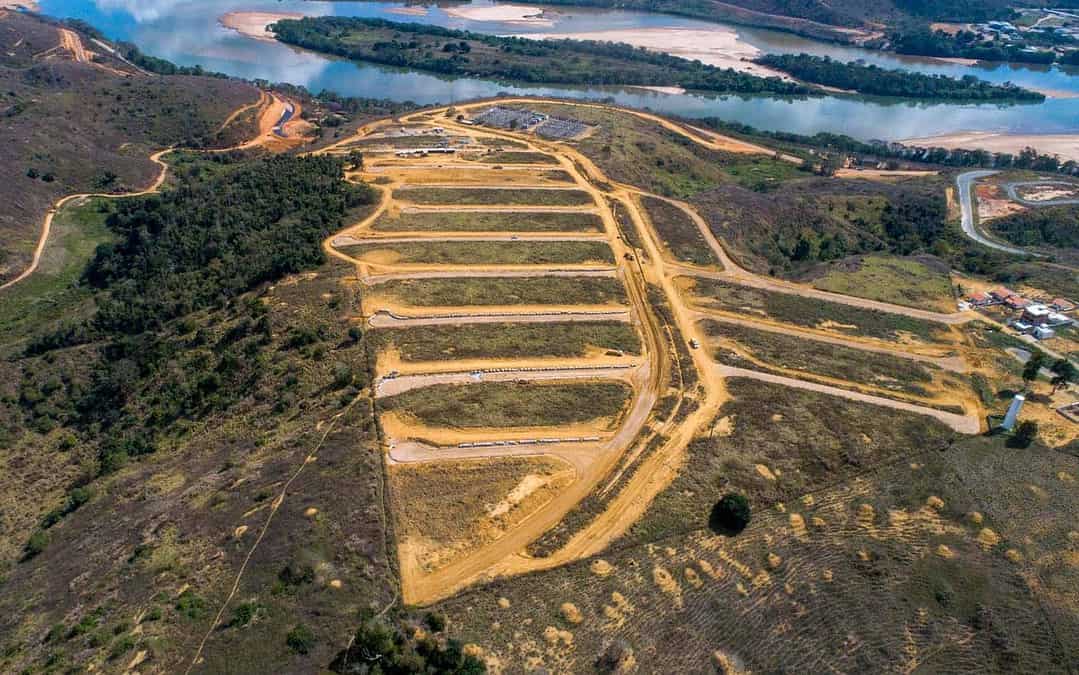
(719, 365, 981, 434)
(367, 308, 633, 327)
(332, 233, 608, 246)
(360, 268, 618, 285)
(375, 363, 639, 397)
(637, 191, 975, 325)
(1, 149, 172, 292)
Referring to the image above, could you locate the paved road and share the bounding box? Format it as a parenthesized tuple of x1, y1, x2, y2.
(956, 170, 1040, 257)
(1003, 180, 1079, 206)
(719, 365, 981, 434)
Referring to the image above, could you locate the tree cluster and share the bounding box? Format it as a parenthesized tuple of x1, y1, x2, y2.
(84, 154, 373, 334)
(270, 16, 812, 96)
(757, 53, 1043, 101)
(988, 204, 1079, 249)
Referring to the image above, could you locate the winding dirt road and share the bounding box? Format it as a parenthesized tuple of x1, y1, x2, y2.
(0, 149, 172, 292)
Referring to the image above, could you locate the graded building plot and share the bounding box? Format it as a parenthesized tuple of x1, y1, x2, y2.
(462, 151, 561, 165)
(630, 377, 957, 545)
(434, 434, 1065, 674)
(378, 381, 633, 430)
(391, 457, 574, 575)
(371, 210, 603, 233)
(681, 277, 952, 344)
(640, 195, 721, 268)
(343, 241, 615, 266)
(525, 102, 785, 198)
(370, 276, 629, 308)
(370, 321, 641, 362)
(808, 255, 956, 313)
(700, 320, 957, 400)
(374, 168, 576, 186)
(392, 187, 595, 207)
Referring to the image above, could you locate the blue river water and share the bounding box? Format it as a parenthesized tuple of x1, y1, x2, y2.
(36, 0, 1079, 141)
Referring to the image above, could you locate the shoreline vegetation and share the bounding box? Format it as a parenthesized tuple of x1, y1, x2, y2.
(756, 53, 1045, 102)
(268, 16, 814, 96)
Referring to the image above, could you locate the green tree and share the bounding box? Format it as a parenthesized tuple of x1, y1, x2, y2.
(286, 623, 316, 654)
(709, 493, 751, 535)
(1022, 351, 1047, 388)
(1050, 359, 1077, 394)
(1009, 420, 1038, 449)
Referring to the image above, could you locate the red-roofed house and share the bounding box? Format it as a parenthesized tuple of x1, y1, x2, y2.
(1051, 298, 1076, 313)
(990, 287, 1017, 301)
(967, 292, 992, 307)
(1005, 295, 1032, 310)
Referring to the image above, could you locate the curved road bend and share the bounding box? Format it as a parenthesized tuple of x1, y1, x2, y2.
(956, 170, 1041, 257)
(1003, 180, 1079, 207)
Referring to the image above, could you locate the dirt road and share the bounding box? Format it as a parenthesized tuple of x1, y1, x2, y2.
(367, 309, 632, 327)
(1, 149, 172, 292)
(310, 99, 987, 606)
(375, 363, 639, 397)
(58, 28, 89, 63)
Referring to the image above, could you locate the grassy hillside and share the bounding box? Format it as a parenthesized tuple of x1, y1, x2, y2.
(0, 11, 261, 284)
(0, 153, 426, 672)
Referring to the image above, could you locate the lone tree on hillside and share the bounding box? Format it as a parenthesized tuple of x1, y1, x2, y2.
(1022, 351, 1047, 388)
(1050, 359, 1077, 394)
(1008, 420, 1039, 449)
(709, 493, 751, 535)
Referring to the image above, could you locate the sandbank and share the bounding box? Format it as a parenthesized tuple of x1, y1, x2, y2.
(510, 27, 788, 79)
(444, 4, 555, 26)
(902, 131, 1079, 162)
(387, 6, 429, 16)
(0, 1, 37, 9)
(220, 11, 303, 42)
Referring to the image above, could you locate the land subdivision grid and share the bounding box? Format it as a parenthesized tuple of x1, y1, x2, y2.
(310, 99, 987, 607)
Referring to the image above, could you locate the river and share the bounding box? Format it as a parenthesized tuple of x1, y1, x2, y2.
(36, 0, 1079, 141)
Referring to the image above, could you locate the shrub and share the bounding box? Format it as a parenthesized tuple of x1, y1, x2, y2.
(232, 602, 258, 627)
(175, 590, 206, 620)
(286, 623, 316, 655)
(23, 530, 49, 559)
(1008, 420, 1038, 449)
(709, 493, 751, 535)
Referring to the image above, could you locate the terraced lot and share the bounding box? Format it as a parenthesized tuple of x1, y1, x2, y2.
(345, 240, 615, 266)
(700, 319, 943, 397)
(371, 321, 641, 361)
(393, 187, 595, 206)
(379, 381, 633, 429)
(371, 210, 603, 232)
(369, 276, 629, 307)
(683, 276, 952, 343)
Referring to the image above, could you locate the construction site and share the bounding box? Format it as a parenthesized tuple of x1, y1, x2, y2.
(310, 99, 1053, 614)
